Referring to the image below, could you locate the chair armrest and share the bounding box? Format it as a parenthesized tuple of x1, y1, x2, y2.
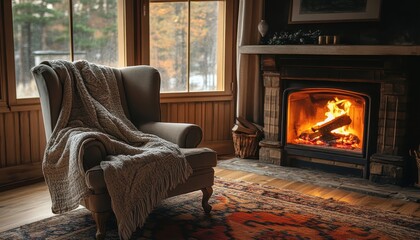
(79, 138, 107, 173)
(138, 122, 202, 148)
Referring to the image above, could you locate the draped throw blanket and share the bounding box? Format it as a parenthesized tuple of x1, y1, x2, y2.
(34, 60, 192, 239)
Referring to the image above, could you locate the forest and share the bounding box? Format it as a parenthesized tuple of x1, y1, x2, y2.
(13, 0, 119, 98)
(12, 0, 221, 98)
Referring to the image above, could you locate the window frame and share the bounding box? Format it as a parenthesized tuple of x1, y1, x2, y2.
(0, 0, 134, 109)
(0, 0, 8, 112)
(139, 0, 235, 102)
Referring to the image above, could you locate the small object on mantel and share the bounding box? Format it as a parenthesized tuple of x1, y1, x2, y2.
(258, 20, 269, 37)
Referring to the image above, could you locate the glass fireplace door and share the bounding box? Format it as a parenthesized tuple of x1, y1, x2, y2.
(285, 88, 367, 154)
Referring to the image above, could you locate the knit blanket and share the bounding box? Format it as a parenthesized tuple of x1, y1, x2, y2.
(34, 60, 192, 239)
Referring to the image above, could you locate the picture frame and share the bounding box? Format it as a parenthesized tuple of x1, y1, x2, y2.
(289, 0, 382, 24)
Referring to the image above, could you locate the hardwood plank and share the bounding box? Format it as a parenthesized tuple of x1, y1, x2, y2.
(320, 188, 353, 201)
(396, 202, 420, 216)
(304, 186, 335, 199)
(264, 178, 297, 189)
(214, 167, 420, 217)
(0, 182, 55, 232)
(412, 208, 420, 218)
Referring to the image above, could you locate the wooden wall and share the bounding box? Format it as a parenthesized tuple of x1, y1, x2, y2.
(161, 97, 235, 155)
(0, 98, 234, 189)
(0, 108, 46, 190)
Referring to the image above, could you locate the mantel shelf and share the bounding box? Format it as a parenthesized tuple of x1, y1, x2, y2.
(239, 45, 420, 56)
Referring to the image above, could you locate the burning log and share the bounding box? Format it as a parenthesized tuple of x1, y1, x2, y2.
(324, 132, 360, 144)
(298, 131, 322, 141)
(311, 114, 352, 134)
(297, 131, 360, 148)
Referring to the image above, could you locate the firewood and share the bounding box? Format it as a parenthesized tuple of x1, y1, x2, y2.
(311, 114, 352, 134)
(299, 131, 322, 140)
(232, 124, 256, 134)
(236, 116, 261, 133)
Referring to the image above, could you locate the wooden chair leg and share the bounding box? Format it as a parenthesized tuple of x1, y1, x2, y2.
(92, 211, 110, 240)
(201, 186, 213, 214)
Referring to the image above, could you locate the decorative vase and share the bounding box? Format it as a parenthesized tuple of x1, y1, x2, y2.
(258, 20, 269, 37)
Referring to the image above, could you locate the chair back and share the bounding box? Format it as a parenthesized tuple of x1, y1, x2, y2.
(32, 63, 162, 140)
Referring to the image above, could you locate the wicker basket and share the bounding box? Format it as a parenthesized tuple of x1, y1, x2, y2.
(232, 132, 261, 159)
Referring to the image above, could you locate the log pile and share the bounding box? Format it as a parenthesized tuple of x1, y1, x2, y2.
(232, 116, 263, 136)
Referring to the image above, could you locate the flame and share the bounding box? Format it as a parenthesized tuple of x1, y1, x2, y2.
(315, 97, 352, 135)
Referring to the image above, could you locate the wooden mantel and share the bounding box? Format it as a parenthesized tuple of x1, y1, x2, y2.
(239, 45, 420, 56)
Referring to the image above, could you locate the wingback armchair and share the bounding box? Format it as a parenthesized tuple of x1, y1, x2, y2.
(32, 63, 217, 239)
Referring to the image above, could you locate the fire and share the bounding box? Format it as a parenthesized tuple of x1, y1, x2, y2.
(294, 97, 361, 150)
(315, 97, 352, 135)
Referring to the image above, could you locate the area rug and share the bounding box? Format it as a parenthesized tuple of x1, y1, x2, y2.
(1, 177, 420, 240)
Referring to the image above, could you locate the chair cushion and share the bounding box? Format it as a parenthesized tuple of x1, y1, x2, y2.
(85, 147, 217, 194)
(180, 148, 217, 170)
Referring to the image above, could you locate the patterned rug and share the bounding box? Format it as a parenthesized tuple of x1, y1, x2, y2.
(1, 177, 420, 240)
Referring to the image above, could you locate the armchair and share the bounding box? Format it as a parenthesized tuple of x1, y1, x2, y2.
(32, 63, 217, 239)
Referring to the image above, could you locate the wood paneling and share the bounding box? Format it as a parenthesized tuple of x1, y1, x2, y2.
(161, 99, 235, 155)
(0, 100, 233, 188)
(0, 108, 45, 190)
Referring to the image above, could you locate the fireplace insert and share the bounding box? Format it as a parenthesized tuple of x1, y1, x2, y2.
(281, 80, 380, 177)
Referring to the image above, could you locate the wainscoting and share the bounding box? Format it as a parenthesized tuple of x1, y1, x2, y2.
(0, 107, 46, 190)
(161, 95, 235, 155)
(0, 96, 235, 189)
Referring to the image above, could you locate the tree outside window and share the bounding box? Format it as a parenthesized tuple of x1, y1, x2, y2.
(149, 0, 225, 93)
(12, 0, 122, 99)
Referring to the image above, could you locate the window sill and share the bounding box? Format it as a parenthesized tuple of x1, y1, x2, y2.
(160, 91, 233, 103)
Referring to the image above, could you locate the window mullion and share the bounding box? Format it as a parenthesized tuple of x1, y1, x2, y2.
(187, 0, 191, 92)
(69, 0, 74, 61)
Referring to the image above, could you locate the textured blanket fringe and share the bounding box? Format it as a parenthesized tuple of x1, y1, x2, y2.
(114, 155, 192, 240)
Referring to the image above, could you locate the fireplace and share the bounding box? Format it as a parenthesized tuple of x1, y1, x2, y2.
(257, 54, 419, 185)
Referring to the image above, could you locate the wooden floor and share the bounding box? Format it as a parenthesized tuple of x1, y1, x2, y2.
(1, 166, 420, 233)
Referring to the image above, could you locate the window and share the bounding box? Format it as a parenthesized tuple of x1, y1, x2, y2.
(11, 0, 124, 99)
(149, 0, 225, 93)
